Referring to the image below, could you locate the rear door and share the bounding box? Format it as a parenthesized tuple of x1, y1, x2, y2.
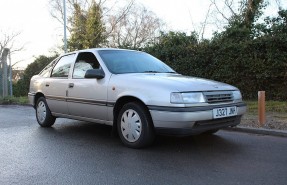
(44, 54, 75, 115)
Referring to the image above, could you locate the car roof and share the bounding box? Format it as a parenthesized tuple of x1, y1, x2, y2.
(61, 48, 141, 57)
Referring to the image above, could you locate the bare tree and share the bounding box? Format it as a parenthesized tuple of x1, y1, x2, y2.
(106, 4, 164, 48)
(49, 0, 164, 48)
(208, 0, 243, 30)
(102, 0, 135, 34)
(207, 0, 285, 30)
(0, 30, 26, 68)
(199, 3, 213, 40)
(49, 0, 135, 33)
(50, 0, 91, 32)
(0, 31, 24, 57)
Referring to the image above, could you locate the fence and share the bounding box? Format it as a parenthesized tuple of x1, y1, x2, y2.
(0, 48, 13, 97)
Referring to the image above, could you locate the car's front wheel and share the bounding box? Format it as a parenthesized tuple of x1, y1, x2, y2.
(117, 102, 155, 148)
(36, 97, 56, 127)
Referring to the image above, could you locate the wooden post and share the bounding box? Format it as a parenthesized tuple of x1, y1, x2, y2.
(258, 91, 266, 127)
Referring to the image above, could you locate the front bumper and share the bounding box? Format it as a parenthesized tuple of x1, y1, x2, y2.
(28, 92, 36, 107)
(148, 102, 246, 135)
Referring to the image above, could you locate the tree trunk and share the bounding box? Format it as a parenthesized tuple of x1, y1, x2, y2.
(244, 0, 264, 28)
(1, 48, 9, 97)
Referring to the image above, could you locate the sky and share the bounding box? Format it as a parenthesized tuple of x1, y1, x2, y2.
(140, 0, 212, 32)
(0, 0, 285, 69)
(0, 0, 60, 69)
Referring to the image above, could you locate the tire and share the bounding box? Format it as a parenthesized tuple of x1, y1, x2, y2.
(36, 97, 56, 127)
(202, 129, 219, 135)
(117, 102, 155, 148)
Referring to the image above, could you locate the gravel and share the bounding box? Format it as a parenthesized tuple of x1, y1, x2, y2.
(240, 112, 287, 131)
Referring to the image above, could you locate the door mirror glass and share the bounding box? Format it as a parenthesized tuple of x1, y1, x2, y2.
(84, 69, 105, 79)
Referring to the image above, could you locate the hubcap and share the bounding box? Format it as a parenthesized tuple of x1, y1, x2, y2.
(37, 101, 47, 123)
(121, 109, 142, 142)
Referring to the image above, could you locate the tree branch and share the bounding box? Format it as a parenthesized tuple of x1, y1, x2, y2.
(210, 0, 230, 21)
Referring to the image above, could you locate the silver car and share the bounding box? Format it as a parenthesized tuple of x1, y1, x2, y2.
(28, 48, 246, 148)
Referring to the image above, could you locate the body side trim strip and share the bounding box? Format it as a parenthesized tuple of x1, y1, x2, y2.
(46, 95, 115, 107)
(52, 112, 113, 125)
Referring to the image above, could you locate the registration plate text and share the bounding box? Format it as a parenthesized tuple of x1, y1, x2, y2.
(213, 106, 237, 119)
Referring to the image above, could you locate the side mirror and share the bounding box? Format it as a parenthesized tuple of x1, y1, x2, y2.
(84, 69, 105, 79)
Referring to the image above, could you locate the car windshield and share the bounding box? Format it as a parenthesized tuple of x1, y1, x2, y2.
(98, 50, 175, 74)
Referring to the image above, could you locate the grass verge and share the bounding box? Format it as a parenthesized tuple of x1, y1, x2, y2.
(0, 96, 29, 105)
(245, 100, 287, 113)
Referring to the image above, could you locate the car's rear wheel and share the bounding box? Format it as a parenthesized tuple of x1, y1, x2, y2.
(117, 102, 155, 148)
(36, 97, 56, 127)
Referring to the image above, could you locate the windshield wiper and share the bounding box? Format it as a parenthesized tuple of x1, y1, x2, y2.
(165, 71, 177, 73)
(143, 71, 177, 73)
(143, 71, 160, 73)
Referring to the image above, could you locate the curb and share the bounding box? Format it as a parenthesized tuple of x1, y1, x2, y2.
(224, 126, 287, 137)
(0, 104, 32, 107)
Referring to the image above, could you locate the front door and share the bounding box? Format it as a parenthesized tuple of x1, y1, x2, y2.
(67, 52, 109, 121)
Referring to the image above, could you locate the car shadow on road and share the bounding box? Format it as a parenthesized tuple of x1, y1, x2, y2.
(34, 119, 244, 154)
(34, 120, 117, 144)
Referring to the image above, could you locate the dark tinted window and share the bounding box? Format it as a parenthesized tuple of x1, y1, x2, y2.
(98, 50, 175, 74)
(51, 54, 75, 78)
(73, 52, 100, 78)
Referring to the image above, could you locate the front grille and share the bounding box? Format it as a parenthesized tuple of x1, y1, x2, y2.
(203, 91, 233, 104)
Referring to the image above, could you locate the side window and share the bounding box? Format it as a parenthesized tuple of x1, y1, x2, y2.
(73, 52, 100, 79)
(51, 54, 75, 78)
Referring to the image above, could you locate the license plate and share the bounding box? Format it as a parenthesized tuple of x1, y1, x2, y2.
(213, 106, 237, 119)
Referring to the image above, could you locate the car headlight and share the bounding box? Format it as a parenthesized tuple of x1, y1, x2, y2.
(232, 90, 242, 101)
(171, 92, 206, 104)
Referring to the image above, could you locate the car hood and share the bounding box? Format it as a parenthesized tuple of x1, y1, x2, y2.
(113, 73, 237, 92)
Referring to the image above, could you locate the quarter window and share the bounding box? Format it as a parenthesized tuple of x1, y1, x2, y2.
(51, 54, 75, 78)
(39, 58, 58, 77)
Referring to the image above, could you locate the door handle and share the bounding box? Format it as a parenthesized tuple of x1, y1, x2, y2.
(45, 83, 50, 87)
(68, 83, 74, 88)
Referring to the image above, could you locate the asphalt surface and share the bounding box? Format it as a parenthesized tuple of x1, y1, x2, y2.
(0, 105, 287, 185)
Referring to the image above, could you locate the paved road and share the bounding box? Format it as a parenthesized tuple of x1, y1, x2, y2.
(0, 105, 286, 185)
